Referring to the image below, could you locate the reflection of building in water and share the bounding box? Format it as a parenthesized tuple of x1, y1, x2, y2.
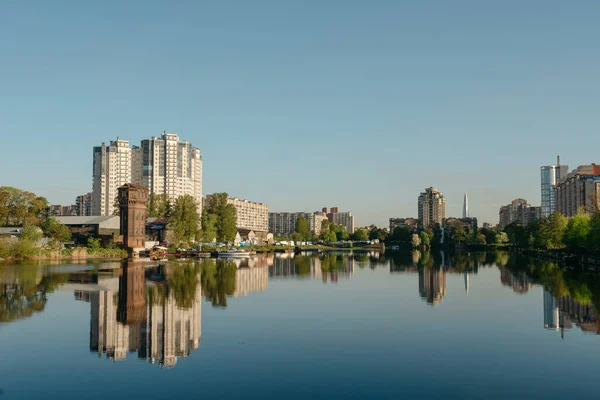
(269, 254, 353, 283)
(464, 271, 470, 296)
(88, 265, 201, 367)
(500, 268, 531, 294)
(234, 266, 269, 297)
(543, 288, 599, 337)
(418, 267, 447, 305)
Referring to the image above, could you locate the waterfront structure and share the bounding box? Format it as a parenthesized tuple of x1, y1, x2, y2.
(118, 183, 148, 250)
(418, 187, 446, 228)
(48, 204, 78, 216)
(205, 195, 268, 232)
(268, 211, 329, 236)
(322, 207, 355, 234)
(540, 156, 569, 218)
(54, 215, 120, 245)
(498, 198, 540, 228)
(555, 164, 600, 217)
(389, 217, 418, 233)
(462, 193, 469, 218)
(92, 133, 202, 216)
(139, 132, 202, 204)
(76, 192, 93, 216)
(92, 138, 132, 216)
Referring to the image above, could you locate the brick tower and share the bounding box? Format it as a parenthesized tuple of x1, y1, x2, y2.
(118, 183, 148, 251)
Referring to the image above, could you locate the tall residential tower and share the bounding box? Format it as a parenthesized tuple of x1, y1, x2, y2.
(92, 132, 202, 216)
(540, 156, 568, 218)
(418, 187, 446, 228)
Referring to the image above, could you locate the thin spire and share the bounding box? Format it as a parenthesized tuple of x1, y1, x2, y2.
(462, 193, 469, 218)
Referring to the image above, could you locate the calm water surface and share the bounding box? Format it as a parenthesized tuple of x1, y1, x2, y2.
(1, 251, 599, 399)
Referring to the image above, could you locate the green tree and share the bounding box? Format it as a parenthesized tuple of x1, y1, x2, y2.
(87, 237, 101, 250)
(200, 209, 218, 243)
(538, 212, 568, 249)
(295, 216, 310, 241)
(291, 232, 302, 243)
(352, 228, 369, 241)
(473, 232, 487, 245)
(369, 226, 388, 241)
(496, 232, 509, 245)
(330, 223, 349, 241)
(112, 194, 120, 216)
(41, 217, 72, 243)
(447, 220, 467, 244)
(419, 231, 431, 247)
(588, 213, 600, 252)
(0, 186, 48, 227)
(563, 209, 591, 252)
(390, 226, 412, 243)
(171, 195, 201, 243)
(219, 204, 237, 242)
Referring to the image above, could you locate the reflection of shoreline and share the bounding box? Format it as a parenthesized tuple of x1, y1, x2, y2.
(269, 254, 354, 283)
(80, 263, 202, 368)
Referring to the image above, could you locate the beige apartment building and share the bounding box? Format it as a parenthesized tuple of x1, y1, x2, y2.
(498, 198, 540, 228)
(555, 164, 600, 217)
(206, 195, 269, 232)
(268, 211, 329, 236)
(418, 187, 446, 228)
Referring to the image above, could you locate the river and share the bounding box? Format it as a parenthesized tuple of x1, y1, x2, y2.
(0, 251, 599, 399)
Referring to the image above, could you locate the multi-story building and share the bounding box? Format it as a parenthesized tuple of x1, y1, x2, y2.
(140, 132, 202, 204)
(540, 156, 569, 218)
(269, 211, 329, 237)
(205, 195, 269, 232)
(92, 138, 133, 216)
(498, 198, 540, 228)
(389, 217, 418, 233)
(418, 266, 447, 306)
(322, 207, 355, 234)
(76, 192, 93, 216)
(555, 164, 600, 217)
(48, 204, 78, 216)
(417, 187, 446, 228)
(92, 133, 202, 216)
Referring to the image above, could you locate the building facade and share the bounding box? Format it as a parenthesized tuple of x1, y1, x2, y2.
(389, 217, 419, 232)
(205, 195, 269, 232)
(555, 164, 600, 217)
(268, 211, 329, 237)
(76, 192, 93, 216)
(322, 207, 355, 234)
(540, 156, 569, 218)
(418, 187, 446, 228)
(498, 198, 540, 228)
(92, 132, 202, 216)
(48, 204, 78, 216)
(92, 138, 132, 216)
(140, 132, 202, 203)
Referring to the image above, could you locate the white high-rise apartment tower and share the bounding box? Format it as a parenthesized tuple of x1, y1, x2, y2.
(92, 132, 202, 216)
(140, 132, 202, 203)
(92, 138, 132, 216)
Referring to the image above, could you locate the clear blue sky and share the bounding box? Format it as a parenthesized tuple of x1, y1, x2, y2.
(1, 0, 599, 226)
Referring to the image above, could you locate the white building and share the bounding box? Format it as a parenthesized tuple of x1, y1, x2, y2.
(268, 211, 329, 236)
(140, 132, 202, 204)
(92, 132, 202, 216)
(92, 138, 132, 216)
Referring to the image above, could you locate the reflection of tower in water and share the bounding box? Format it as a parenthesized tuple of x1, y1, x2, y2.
(89, 261, 202, 367)
(418, 266, 447, 305)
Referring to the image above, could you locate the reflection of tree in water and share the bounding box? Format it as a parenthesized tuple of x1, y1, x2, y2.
(505, 254, 600, 310)
(0, 272, 68, 323)
(294, 255, 311, 276)
(200, 260, 236, 308)
(168, 263, 201, 309)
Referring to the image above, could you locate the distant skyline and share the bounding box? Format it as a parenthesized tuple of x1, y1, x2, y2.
(1, 1, 600, 226)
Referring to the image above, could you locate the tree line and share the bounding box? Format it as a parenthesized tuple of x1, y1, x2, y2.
(503, 209, 600, 253)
